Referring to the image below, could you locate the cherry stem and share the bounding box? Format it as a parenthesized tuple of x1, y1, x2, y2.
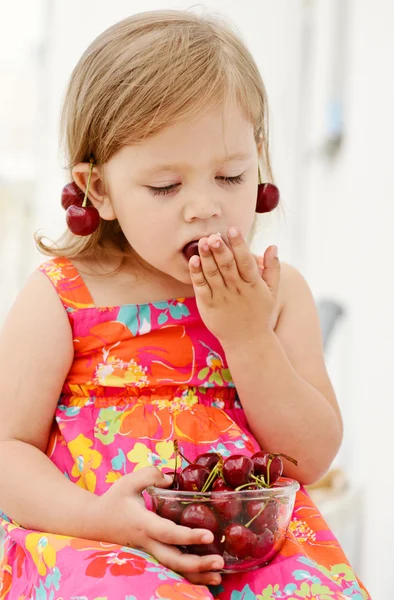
(173, 439, 190, 465)
(235, 482, 261, 491)
(201, 458, 223, 493)
(271, 452, 298, 467)
(266, 457, 272, 487)
(251, 474, 269, 488)
(245, 500, 269, 529)
(82, 157, 95, 208)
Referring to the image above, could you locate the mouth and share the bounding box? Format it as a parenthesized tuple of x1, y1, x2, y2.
(182, 233, 224, 262)
(182, 240, 200, 261)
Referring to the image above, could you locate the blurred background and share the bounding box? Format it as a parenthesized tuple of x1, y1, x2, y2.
(1, 0, 392, 596)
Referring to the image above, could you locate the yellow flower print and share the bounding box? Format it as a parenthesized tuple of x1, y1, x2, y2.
(25, 533, 70, 576)
(127, 440, 176, 471)
(95, 355, 149, 388)
(289, 519, 317, 543)
(105, 471, 123, 484)
(153, 388, 199, 413)
(68, 434, 103, 492)
(127, 442, 152, 470)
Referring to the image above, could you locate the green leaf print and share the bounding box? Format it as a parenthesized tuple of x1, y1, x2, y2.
(153, 301, 169, 309)
(257, 584, 280, 600)
(138, 304, 151, 334)
(209, 371, 223, 386)
(179, 303, 190, 317)
(117, 305, 138, 336)
(95, 408, 122, 445)
(221, 368, 233, 383)
(158, 312, 168, 325)
(169, 302, 184, 320)
(197, 367, 209, 380)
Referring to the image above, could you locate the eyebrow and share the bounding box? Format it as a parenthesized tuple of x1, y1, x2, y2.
(142, 152, 252, 174)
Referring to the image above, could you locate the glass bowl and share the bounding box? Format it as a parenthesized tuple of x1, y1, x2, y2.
(146, 477, 300, 573)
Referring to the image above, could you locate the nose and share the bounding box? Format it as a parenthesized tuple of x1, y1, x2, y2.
(183, 191, 222, 223)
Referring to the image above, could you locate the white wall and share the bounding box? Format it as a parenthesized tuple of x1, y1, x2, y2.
(300, 1, 394, 597)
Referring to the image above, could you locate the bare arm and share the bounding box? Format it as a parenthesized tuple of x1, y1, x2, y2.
(0, 271, 100, 537)
(223, 264, 343, 485)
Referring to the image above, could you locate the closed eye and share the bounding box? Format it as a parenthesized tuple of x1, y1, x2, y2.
(216, 174, 245, 185)
(147, 173, 245, 196)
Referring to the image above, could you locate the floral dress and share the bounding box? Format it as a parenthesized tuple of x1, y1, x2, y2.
(0, 257, 369, 600)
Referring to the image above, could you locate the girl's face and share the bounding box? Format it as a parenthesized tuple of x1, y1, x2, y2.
(104, 102, 259, 284)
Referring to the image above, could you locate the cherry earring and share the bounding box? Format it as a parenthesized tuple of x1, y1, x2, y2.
(256, 169, 280, 213)
(61, 157, 100, 236)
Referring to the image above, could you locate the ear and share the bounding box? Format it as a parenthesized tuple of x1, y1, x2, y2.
(72, 162, 116, 221)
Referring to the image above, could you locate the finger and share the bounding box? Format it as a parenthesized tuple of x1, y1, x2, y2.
(189, 255, 212, 300)
(122, 467, 173, 495)
(181, 570, 222, 587)
(253, 254, 264, 277)
(146, 539, 224, 574)
(207, 234, 239, 286)
(143, 511, 214, 546)
(227, 227, 259, 283)
(262, 245, 281, 298)
(198, 237, 225, 289)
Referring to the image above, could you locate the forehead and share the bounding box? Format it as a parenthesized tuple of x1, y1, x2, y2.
(114, 102, 256, 171)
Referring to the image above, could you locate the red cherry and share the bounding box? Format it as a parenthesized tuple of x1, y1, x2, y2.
(180, 503, 219, 535)
(178, 464, 210, 492)
(251, 528, 275, 559)
(212, 492, 242, 521)
(246, 500, 279, 534)
(157, 499, 183, 524)
(252, 451, 283, 486)
(194, 453, 220, 471)
(222, 455, 254, 488)
(183, 241, 200, 261)
(223, 523, 256, 559)
(188, 536, 224, 557)
(66, 205, 100, 236)
(212, 478, 232, 492)
(61, 182, 85, 210)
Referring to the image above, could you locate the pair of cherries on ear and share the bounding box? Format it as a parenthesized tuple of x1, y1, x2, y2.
(61, 181, 280, 237)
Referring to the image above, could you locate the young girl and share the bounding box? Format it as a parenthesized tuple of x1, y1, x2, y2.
(0, 10, 369, 600)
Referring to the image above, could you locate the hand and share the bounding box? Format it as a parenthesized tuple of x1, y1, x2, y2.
(189, 228, 280, 348)
(90, 467, 224, 587)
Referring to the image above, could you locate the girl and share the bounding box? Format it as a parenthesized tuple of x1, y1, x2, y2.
(0, 10, 369, 600)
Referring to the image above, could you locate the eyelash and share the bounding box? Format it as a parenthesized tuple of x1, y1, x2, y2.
(147, 174, 245, 196)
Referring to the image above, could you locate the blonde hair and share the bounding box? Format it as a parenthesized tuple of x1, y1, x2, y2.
(36, 9, 274, 258)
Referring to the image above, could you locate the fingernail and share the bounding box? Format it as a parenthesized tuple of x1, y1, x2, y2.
(229, 227, 238, 238)
(212, 561, 223, 569)
(202, 533, 213, 543)
(202, 243, 210, 252)
(210, 238, 221, 248)
(209, 576, 221, 585)
(272, 245, 278, 258)
(163, 474, 173, 483)
(190, 255, 200, 268)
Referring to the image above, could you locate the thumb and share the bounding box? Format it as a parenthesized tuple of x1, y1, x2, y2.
(261, 245, 280, 297)
(121, 467, 173, 495)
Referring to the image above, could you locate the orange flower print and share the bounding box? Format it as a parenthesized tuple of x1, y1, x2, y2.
(85, 549, 146, 578)
(155, 582, 211, 599)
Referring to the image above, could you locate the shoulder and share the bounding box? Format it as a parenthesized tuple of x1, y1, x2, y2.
(276, 262, 314, 317)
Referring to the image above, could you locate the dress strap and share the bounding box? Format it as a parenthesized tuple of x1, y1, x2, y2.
(37, 257, 95, 311)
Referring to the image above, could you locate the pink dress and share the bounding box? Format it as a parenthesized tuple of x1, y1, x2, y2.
(0, 257, 369, 599)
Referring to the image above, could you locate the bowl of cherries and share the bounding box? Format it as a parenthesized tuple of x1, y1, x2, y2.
(147, 444, 300, 574)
